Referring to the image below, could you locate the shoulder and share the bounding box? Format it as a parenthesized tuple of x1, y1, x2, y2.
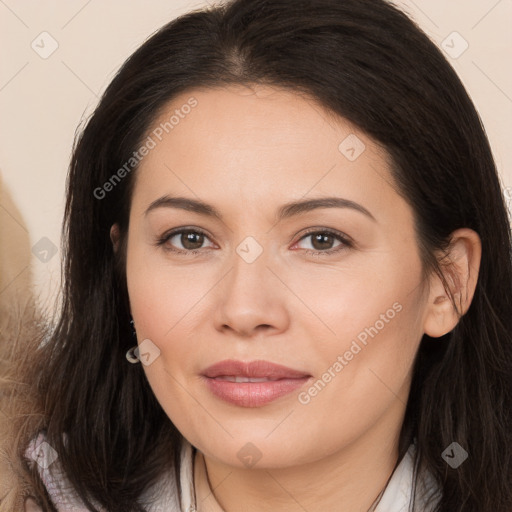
(24, 432, 93, 511)
(24, 432, 188, 511)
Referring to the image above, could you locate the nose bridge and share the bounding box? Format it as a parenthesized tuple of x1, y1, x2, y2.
(213, 233, 288, 335)
(228, 234, 272, 293)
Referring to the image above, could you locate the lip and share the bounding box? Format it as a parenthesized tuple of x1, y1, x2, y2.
(202, 359, 310, 379)
(201, 359, 312, 407)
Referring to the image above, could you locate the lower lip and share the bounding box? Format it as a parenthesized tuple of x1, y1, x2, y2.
(202, 376, 312, 407)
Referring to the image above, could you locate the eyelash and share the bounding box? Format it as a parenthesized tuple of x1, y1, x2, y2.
(155, 227, 353, 257)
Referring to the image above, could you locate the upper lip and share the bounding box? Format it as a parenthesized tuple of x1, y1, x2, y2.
(202, 359, 311, 379)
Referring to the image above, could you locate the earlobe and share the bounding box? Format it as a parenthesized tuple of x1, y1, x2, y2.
(423, 228, 482, 338)
(110, 223, 121, 253)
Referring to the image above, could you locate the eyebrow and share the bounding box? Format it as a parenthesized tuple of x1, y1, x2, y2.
(144, 195, 376, 222)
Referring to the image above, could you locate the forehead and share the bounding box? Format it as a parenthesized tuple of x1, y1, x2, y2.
(130, 84, 400, 220)
(148, 84, 358, 152)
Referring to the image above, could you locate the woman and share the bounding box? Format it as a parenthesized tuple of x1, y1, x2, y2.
(1, 0, 511, 510)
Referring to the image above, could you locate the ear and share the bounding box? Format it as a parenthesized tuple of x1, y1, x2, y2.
(110, 223, 121, 253)
(423, 228, 482, 338)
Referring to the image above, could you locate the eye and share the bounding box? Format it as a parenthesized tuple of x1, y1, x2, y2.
(155, 227, 353, 257)
(293, 228, 353, 256)
(156, 228, 215, 255)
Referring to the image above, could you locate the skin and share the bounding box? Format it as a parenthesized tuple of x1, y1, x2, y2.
(24, 498, 41, 512)
(111, 84, 481, 512)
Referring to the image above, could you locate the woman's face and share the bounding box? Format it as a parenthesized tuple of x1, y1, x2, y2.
(125, 84, 432, 468)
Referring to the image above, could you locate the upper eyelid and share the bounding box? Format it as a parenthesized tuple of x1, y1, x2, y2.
(160, 226, 349, 239)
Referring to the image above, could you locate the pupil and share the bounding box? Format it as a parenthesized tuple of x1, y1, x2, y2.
(313, 233, 332, 250)
(182, 232, 203, 250)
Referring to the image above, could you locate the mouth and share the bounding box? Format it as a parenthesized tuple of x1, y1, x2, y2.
(201, 359, 312, 407)
(202, 359, 311, 379)
(212, 376, 283, 382)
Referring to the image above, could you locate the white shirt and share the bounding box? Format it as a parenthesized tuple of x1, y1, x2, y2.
(25, 433, 441, 511)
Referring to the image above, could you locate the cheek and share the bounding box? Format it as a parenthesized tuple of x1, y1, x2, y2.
(291, 260, 426, 419)
(125, 245, 220, 405)
(125, 253, 206, 432)
(126, 241, 208, 335)
(292, 297, 423, 457)
(285, 251, 421, 347)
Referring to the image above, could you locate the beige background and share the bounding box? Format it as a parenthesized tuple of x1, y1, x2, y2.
(0, 0, 511, 314)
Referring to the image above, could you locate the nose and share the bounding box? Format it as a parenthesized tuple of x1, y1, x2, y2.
(213, 240, 290, 338)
